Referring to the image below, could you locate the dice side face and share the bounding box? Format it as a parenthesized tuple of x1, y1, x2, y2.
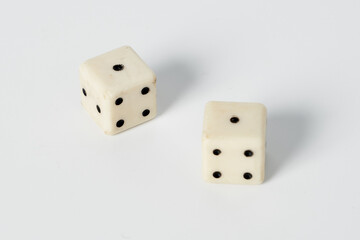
(202, 138, 265, 184)
(80, 76, 113, 133)
(202, 102, 267, 184)
(79, 46, 157, 135)
(107, 80, 157, 135)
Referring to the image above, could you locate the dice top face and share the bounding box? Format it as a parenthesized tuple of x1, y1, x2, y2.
(80, 46, 156, 97)
(202, 102, 267, 184)
(203, 102, 266, 141)
(80, 46, 156, 135)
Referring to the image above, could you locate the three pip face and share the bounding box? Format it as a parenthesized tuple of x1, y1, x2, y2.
(80, 46, 267, 184)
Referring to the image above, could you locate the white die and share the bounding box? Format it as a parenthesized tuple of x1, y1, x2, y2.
(202, 102, 267, 184)
(80, 46, 156, 135)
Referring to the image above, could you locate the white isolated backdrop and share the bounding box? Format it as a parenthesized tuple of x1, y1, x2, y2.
(0, 0, 359, 239)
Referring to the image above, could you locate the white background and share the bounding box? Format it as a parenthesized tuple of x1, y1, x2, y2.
(1, 0, 359, 239)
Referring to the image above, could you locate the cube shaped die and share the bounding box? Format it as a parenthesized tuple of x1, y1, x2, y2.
(202, 102, 267, 184)
(80, 46, 156, 135)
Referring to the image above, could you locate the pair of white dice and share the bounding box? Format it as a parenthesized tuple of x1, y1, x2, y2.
(80, 46, 267, 184)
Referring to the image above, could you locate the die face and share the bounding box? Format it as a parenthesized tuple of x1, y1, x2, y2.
(107, 82, 157, 135)
(202, 102, 267, 184)
(80, 77, 113, 132)
(80, 46, 157, 135)
(80, 46, 156, 98)
(203, 102, 266, 140)
(202, 139, 265, 184)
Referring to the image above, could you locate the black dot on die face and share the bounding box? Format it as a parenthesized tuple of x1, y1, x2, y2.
(213, 171, 222, 178)
(142, 109, 150, 117)
(141, 87, 150, 95)
(243, 172, 252, 180)
(115, 98, 123, 105)
(244, 150, 253, 157)
(96, 105, 101, 113)
(116, 119, 124, 128)
(230, 116, 239, 123)
(213, 149, 221, 155)
(113, 64, 124, 71)
(82, 88, 87, 96)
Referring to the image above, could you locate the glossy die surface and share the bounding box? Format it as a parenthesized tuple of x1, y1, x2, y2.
(202, 102, 267, 184)
(80, 46, 156, 135)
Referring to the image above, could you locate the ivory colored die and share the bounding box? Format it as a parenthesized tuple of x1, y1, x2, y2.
(80, 46, 156, 135)
(202, 102, 267, 184)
